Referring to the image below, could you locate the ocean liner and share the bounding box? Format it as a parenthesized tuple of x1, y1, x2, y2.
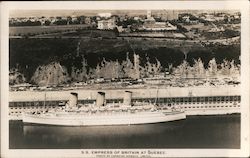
(22, 91, 186, 126)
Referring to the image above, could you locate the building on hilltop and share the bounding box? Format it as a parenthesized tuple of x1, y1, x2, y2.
(142, 10, 177, 31)
(165, 10, 179, 21)
(97, 18, 116, 30)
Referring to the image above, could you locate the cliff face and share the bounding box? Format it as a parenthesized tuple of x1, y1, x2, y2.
(9, 38, 241, 86)
(27, 55, 240, 86)
(173, 58, 240, 78)
(27, 53, 165, 85)
(9, 69, 26, 85)
(31, 62, 69, 86)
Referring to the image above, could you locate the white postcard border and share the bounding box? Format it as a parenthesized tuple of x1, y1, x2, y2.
(1, 1, 249, 157)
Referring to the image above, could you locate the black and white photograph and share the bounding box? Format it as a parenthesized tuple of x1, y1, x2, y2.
(1, 1, 249, 158)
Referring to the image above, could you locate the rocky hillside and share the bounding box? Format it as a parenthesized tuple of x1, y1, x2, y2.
(9, 68, 26, 85)
(9, 38, 240, 86)
(31, 62, 69, 86)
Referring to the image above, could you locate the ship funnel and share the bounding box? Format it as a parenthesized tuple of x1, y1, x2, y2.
(123, 91, 132, 106)
(96, 92, 105, 106)
(68, 92, 78, 108)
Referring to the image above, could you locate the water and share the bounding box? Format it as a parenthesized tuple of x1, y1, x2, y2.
(9, 114, 240, 149)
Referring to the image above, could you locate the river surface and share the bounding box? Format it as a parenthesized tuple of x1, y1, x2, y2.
(9, 114, 240, 149)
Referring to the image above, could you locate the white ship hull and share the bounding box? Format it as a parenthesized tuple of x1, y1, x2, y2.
(22, 111, 186, 126)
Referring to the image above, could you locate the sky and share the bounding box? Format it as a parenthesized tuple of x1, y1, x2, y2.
(9, 10, 238, 18)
